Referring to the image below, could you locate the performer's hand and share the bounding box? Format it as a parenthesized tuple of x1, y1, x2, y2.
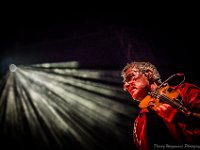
(154, 103, 178, 122)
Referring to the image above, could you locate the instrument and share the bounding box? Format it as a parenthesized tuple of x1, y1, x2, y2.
(139, 84, 192, 117)
(139, 73, 194, 118)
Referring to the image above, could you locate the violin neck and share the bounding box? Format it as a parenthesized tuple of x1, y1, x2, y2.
(158, 94, 181, 108)
(157, 94, 191, 117)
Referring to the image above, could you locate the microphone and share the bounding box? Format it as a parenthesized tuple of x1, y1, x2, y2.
(163, 73, 184, 84)
(156, 73, 185, 90)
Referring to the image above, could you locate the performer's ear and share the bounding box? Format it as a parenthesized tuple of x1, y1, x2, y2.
(145, 69, 153, 80)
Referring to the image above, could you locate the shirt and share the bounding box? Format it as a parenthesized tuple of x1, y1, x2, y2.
(133, 83, 200, 150)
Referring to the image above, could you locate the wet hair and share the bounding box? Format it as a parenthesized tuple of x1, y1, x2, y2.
(121, 61, 162, 84)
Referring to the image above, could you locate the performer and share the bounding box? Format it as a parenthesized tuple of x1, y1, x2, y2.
(121, 61, 200, 150)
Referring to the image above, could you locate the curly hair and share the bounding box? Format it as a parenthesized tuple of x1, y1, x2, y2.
(121, 61, 162, 84)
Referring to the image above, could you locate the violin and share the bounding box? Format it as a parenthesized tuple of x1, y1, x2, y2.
(139, 73, 192, 117)
(139, 85, 179, 108)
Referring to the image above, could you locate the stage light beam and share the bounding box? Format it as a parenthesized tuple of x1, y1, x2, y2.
(0, 62, 137, 150)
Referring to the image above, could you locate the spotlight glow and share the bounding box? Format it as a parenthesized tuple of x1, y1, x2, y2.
(9, 64, 17, 72)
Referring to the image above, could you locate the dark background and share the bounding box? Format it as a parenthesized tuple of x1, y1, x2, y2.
(0, 11, 199, 84)
(0, 9, 199, 150)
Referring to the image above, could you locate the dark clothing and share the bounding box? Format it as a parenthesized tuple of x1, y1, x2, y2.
(133, 83, 200, 150)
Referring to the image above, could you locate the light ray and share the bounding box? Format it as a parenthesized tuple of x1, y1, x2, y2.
(0, 61, 139, 150)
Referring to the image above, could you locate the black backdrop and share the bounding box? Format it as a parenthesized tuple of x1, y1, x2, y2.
(1, 12, 199, 83)
(0, 11, 199, 150)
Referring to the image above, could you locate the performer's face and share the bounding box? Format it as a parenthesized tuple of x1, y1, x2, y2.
(123, 67, 150, 101)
